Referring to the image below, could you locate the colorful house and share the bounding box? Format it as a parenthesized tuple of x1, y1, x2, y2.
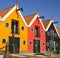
(42, 19, 59, 52)
(0, 4, 28, 53)
(24, 13, 46, 53)
(0, 4, 60, 54)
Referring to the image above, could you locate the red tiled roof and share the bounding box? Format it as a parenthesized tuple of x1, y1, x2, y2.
(42, 19, 51, 29)
(0, 5, 14, 18)
(57, 27, 60, 38)
(24, 13, 36, 25)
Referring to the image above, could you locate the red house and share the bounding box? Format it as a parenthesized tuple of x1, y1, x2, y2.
(24, 13, 46, 53)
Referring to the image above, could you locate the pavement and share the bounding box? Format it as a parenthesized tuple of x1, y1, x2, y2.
(0, 52, 60, 58)
(10, 53, 60, 58)
(10, 53, 48, 58)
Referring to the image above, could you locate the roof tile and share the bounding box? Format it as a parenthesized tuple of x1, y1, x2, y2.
(42, 19, 51, 29)
(57, 27, 60, 38)
(0, 5, 14, 18)
(24, 13, 36, 25)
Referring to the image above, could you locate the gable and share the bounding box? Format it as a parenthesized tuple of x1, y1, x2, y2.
(42, 19, 51, 29)
(0, 5, 14, 18)
(24, 13, 36, 25)
(0, 4, 28, 27)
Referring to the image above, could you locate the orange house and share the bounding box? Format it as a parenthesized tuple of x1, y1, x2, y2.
(0, 4, 28, 53)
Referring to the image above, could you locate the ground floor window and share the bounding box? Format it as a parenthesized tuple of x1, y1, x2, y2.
(2, 39, 6, 43)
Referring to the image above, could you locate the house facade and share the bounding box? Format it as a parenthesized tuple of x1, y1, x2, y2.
(42, 19, 59, 52)
(24, 13, 46, 53)
(0, 4, 60, 54)
(0, 5, 28, 53)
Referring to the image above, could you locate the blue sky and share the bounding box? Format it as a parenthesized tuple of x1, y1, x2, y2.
(0, 0, 60, 27)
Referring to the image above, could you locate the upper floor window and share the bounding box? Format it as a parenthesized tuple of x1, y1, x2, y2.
(30, 41, 32, 45)
(35, 26, 40, 37)
(50, 29, 55, 39)
(11, 20, 19, 34)
(47, 31, 50, 36)
(23, 41, 26, 45)
(6, 23, 9, 27)
(21, 26, 24, 30)
(55, 33, 57, 37)
(41, 31, 44, 34)
(30, 28, 34, 32)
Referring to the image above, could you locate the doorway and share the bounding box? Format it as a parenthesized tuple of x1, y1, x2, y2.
(9, 37, 20, 54)
(33, 39, 40, 53)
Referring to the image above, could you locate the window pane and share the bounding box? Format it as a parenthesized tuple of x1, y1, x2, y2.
(30, 41, 32, 45)
(2, 39, 6, 43)
(23, 41, 26, 45)
(35, 26, 40, 37)
(12, 20, 18, 34)
(6, 23, 9, 27)
(22, 26, 24, 30)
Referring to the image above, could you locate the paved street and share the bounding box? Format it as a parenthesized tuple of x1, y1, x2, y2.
(9, 53, 60, 58)
(0, 52, 60, 58)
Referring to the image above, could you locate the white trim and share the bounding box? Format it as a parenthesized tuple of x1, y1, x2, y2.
(28, 14, 38, 27)
(0, 5, 28, 27)
(18, 11, 28, 27)
(28, 13, 46, 31)
(45, 19, 60, 37)
(53, 23, 60, 37)
(27, 13, 45, 30)
(46, 20, 53, 31)
(39, 17, 46, 31)
(0, 5, 16, 21)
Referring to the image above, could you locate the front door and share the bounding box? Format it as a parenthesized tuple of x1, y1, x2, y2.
(33, 39, 40, 53)
(9, 37, 20, 54)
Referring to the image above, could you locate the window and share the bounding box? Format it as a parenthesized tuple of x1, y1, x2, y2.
(21, 26, 24, 30)
(47, 42, 49, 47)
(30, 28, 34, 32)
(23, 41, 26, 45)
(35, 26, 40, 37)
(11, 20, 18, 34)
(50, 40, 54, 49)
(50, 30, 54, 39)
(30, 41, 32, 45)
(56, 43, 58, 47)
(41, 31, 44, 34)
(2, 39, 6, 43)
(6, 23, 9, 27)
(55, 33, 57, 37)
(43, 43, 45, 45)
(47, 31, 50, 36)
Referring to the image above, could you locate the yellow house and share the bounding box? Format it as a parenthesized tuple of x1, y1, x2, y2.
(0, 4, 28, 53)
